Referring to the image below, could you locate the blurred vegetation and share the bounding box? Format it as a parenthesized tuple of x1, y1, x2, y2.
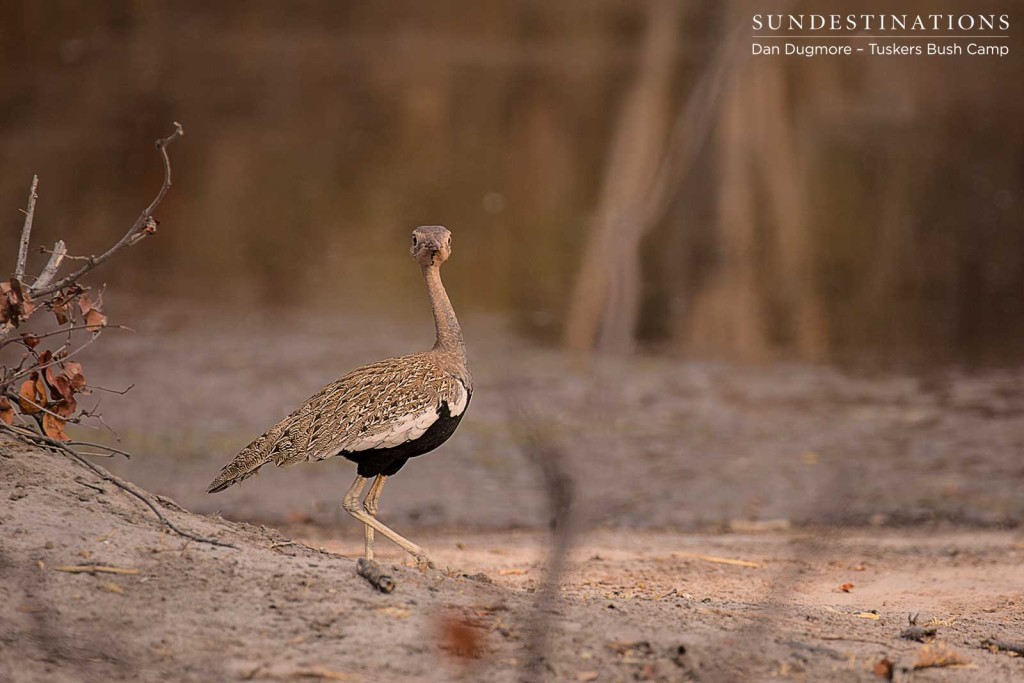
(0, 0, 1021, 364)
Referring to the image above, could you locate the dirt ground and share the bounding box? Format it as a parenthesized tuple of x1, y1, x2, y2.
(2, 438, 1023, 683)
(2, 303, 1023, 681)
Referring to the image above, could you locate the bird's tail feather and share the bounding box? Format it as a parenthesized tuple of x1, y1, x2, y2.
(206, 429, 280, 493)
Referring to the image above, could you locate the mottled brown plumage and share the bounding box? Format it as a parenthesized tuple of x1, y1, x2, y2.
(206, 352, 468, 492)
(207, 225, 470, 567)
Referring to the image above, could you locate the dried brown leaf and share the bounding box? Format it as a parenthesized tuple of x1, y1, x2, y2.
(14, 382, 34, 413)
(0, 282, 12, 324)
(70, 373, 88, 392)
(17, 375, 44, 415)
(20, 334, 40, 349)
(44, 360, 67, 398)
(53, 301, 71, 325)
(840, 582, 855, 593)
(53, 398, 78, 418)
(78, 290, 95, 314)
(54, 375, 74, 402)
(0, 398, 14, 425)
(0, 279, 34, 324)
(83, 308, 108, 332)
(42, 412, 70, 441)
(61, 361, 90, 394)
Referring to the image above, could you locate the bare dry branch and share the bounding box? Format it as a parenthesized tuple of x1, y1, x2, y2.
(33, 240, 67, 292)
(29, 122, 184, 299)
(67, 439, 132, 459)
(0, 323, 131, 351)
(14, 176, 39, 283)
(4, 329, 102, 385)
(0, 423, 235, 549)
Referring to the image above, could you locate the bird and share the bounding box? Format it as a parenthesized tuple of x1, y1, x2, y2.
(206, 225, 471, 569)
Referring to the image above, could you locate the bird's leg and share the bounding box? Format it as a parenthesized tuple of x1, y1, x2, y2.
(362, 475, 388, 561)
(343, 475, 433, 569)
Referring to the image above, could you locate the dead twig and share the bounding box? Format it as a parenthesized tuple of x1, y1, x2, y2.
(14, 176, 38, 283)
(675, 552, 761, 568)
(73, 476, 105, 493)
(5, 328, 103, 386)
(66, 440, 132, 460)
(54, 565, 139, 575)
(819, 635, 892, 647)
(356, 557, 395, 593)
(0, 423, 235, 549)
(0, 323, 131, 350)
(269, 541, 297, 550)
(980, 638, 1024, 656)
(29, 122, 184, 299)
(88, 382, 135, 395)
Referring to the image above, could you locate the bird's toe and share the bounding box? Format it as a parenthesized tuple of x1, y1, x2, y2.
(413, 554, 435, 572)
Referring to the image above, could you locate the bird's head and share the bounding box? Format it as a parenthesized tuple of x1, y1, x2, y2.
(410, 225, 452, 268)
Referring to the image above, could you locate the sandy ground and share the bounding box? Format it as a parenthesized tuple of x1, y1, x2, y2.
(2, 438, 1023, 683)
(2, 302, 1023, 680)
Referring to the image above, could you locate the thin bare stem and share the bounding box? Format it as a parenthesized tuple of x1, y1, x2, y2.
(30, 123, 184, 299)
(0, 323, 131, 350)
(5, 330, 102, 385)
(14, 176, 39, 282)
(87, 382, 135, 395)
(67, 440, 133, 459)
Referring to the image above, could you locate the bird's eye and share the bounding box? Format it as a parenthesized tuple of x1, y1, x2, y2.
(412, 235, 418, 245)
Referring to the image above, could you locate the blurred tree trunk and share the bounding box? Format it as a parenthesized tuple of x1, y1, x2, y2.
(755, 62, 828, 361)
(684, 62, 767, 360)
(563, 0, 682, 354)
(685, 49, 827, 361)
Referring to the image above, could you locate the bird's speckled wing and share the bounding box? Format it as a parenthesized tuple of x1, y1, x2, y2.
(281, 353, 467, 463)
(206, 353, 466, 493)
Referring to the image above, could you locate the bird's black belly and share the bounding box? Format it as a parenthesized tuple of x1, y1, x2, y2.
(340, 397, 469, 478)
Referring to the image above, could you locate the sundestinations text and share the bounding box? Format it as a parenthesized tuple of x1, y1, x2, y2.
(752, 14, 1009, 32)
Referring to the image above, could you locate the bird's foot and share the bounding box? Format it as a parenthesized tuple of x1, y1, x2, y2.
(412, 553, 435, 572)
(356, 557, 395, 593)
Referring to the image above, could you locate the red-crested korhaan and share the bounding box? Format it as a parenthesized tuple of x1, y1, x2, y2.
(207, 226, 471, 568)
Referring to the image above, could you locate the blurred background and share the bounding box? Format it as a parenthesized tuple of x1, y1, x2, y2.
(1, 0, 1022, 530)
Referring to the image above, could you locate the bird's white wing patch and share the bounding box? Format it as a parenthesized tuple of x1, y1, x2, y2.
(346, 405, 440, 452)
(448, 380, 469, 417)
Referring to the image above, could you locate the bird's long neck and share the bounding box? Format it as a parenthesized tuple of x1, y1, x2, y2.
(422, 265, 465, 359)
